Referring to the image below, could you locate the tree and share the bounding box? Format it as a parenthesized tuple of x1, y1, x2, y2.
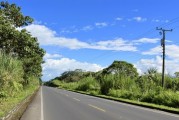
(58, 69, 85, 82)
(0, 1, 45, 85)
(102, 60, 138, 78)
(0, 1, 33, 27)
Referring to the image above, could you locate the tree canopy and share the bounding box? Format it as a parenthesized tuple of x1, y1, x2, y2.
(102, 60, 138, 78)
(0, 1, 45, 85)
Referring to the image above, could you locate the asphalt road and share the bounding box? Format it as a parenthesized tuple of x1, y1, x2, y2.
(20, 86, 179, 120)
(40, 86, 179, 120)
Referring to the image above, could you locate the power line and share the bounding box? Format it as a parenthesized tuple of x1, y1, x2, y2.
(133, 17, 179, 40)
(86, 17, 179, 63)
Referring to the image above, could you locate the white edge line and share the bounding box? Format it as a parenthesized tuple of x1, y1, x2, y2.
(41, 87, 44, 120)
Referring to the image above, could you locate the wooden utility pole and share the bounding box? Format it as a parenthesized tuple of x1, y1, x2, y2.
(156, 27, 172, 88)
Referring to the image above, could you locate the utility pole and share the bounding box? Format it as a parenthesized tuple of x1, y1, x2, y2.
(156, 27, 172, 88)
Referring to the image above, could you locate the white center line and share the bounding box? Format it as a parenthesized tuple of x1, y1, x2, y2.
(105, 99, 179, 118)
(88, 104, 106, 112)
(73, 98, 80, 101)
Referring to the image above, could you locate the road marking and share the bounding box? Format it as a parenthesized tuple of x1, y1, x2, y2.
(60, 89, 179, 118)
(41, 87, 44, 120)
(73, 98, 80, 101)
(106, 99, 179, 118)
(88, 104, 106, 112)
(71, 91, 179, 118)
(65, 94, 69, 97)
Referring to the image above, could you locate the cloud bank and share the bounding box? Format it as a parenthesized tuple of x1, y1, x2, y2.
(42, 54, 103, 81)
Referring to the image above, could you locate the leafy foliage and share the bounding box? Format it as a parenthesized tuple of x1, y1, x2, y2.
(0, 1, 45, 85)
(102, 60, 138, 78)
(0, 1, 33, 27)
(77, 76, 100, 92)
(0, 1, 44, 117)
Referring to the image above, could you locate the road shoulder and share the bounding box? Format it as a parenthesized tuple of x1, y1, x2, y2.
(20, 87, 42, 120)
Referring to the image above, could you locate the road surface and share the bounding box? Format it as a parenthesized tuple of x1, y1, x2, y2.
(21, 86, 179, 120)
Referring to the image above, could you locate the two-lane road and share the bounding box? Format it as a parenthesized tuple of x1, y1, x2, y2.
(21, 86, 179, 120)
(41, 86, 179, 120)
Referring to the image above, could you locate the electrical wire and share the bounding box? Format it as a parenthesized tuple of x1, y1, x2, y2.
(85, 17, 179, 63)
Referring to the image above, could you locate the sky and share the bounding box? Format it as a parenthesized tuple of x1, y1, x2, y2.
(7, 0, 179, 81)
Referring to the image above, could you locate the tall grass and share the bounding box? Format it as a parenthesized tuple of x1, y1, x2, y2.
(0, 51, 24, 97)
(0, 51, 40, 117)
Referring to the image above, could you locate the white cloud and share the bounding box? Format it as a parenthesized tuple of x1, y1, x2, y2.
(44, 53, 62, 60)
(142, 44, 179, 60)
(82, 25, 93, 31)
(135, 56, 179, 75)
(21, 24, 137, 51)
(133, 38, 160, 44)
(21, 24, 89, 49)
(166, 40, 172, 43)
(133, 17, 147, 22)
(142, 46, 161, 55)
(166, 45, 179, 60)
(95, 22, 108, 27)
(42, 57, 103, 81)
(92, 38, 137, 51)
(138, 44, 179, 75)
(116, 17, 123, 21)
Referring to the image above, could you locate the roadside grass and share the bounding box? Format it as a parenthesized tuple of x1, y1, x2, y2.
(0, 85, 38, 118)
(0, 52, 39, 118)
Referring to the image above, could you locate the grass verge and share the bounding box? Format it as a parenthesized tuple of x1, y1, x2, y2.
(0, 86, 39, 119)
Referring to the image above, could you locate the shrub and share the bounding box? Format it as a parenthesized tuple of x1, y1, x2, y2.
(153, 90, 179, 108)
(77, 76, 100, 92)
(100, 74, 114, 94)
(108, 89, 141, 100)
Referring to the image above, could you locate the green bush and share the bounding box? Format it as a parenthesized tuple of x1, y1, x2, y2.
(140, 88, 179, 108)
(60, 82, 78, 90)
(100, 74, 137, 95)
(153, 90, 179, 108)
(100, 74, 115, 94)
(77, 76, 100, 92)
(108, 89, 141, 100)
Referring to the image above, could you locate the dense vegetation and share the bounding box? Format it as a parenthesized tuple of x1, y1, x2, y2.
(0, 1, 45, 117)
(45, 61, 179, 109)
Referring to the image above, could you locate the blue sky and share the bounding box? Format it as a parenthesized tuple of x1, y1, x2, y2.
(8, 0, 179, 81)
